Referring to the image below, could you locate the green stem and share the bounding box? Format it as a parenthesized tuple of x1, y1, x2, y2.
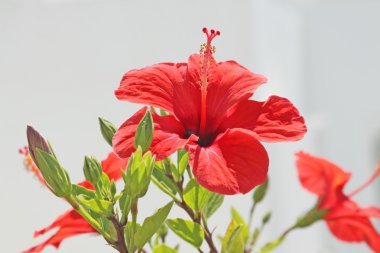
(258, 224, 297, 253)
(67, 196, 113, 242)
(109, 214, 129, 253)
(129, 199, 139, 253)
(247, 202, 257, 231)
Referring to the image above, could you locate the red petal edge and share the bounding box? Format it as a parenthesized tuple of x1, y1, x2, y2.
(295, 152, 351, 209)
(326, 199, 380, 253)
(219, 96, 306, 142)
(113, 107, 195, 161)
(188, 129, 269, 195)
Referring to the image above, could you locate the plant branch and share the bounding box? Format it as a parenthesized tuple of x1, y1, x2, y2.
(109, 214, 128, 253)
(247, 202, 257, 230)
(175, 186, 218, 253)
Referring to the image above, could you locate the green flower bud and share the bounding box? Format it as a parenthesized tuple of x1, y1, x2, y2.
(83, 156, 103, 186)
(26, 125, 52, 167)
(262, 211, 271, 224)
(123, 147, 155, 199)
(253, 179, 269, 203)
(98, 117, 117, 146)
(134, 110, 154, 152)
(35, 148, 71, 197)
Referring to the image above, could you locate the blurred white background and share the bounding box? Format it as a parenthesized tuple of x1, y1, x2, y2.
(1, 0, 380, 252)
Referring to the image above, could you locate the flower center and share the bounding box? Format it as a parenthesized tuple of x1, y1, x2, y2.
(198, 27, 220, 140)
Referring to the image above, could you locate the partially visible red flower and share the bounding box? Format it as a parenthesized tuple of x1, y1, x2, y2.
(22, 151, 128, 253)
(113, 28, 307, 195)
(19, 147, 45, 185)
(296, 152, 380, 252)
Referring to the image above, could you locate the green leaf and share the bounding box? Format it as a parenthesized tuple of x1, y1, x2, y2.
(231, 207, 249, 243)
(221, 220, 244, 253)
(183, 179, 213, 213)
(125, 221, 142, 251)
(119, 190, 131, 219)
(134, 110, 154, 152)
(253, 179, 269, 203)
(98, 117, 117, 146)
(76, 195, 113, 216)
(134, 201, 174, 248)
(259, 237, 285, 253)
(153, 244, 177, 253)
(151, 168, 179, 199)
(35, 149, 71, 197)
(166, 218, 204, 248)
(203, 193, 224, 219)
(72, 185, 113, 216)
(178, 152, 189, 177)
(72, 184, 96, 197)
(160, 157, 180, 182)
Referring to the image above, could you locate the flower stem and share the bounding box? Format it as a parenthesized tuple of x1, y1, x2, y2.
(247, 202, 257, 231)
(66, 196, 113, 242)
(175, 185, 218, 253)
(258, 224, 297, 253)
(109, 214, 129, 253)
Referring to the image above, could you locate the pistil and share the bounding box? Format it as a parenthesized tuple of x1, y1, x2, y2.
(199, 28, 220, 139)
(349, 162, 380, 197)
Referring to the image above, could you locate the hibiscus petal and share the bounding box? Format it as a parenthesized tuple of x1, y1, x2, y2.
(170, 54, 205, 131)
(218, 96, 306, 142)
(295, 152, 351, 209)
(100, 152, 128, 181)
(204, 60, 267, 134)
(326, 200, 380, 252)
(115, 63, 184, 113)
(188, 129, 268, 195)
(115, 62, 201, 131)
(113, 107, 194, 160)
(360, 206, 380, 219)
(23, 210, 96, 253)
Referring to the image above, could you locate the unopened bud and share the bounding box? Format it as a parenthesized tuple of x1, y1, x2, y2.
(83, 156, 103, 185)
(98, 117, 117, 146)
(134, 110, 154, 152)
(253, 179, 269, 203)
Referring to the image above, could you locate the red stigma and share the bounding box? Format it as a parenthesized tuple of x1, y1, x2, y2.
(202, 27, 220, 44)
(18, 146, 29, 155)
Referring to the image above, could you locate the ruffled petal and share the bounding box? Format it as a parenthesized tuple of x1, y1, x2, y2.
(326, 200, 380, 252)
(187, 129, 268, 195)
(218, 96, 306, 142)
(113, 107, 194, 160)
(115, 63, 184, 113)
(295, 152, 351, 209)
(115, 62, 201, 132)
(204, 60, 267, 134)
(23, 210, 96, 253)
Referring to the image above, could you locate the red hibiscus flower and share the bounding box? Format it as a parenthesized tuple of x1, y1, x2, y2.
(113, 28, 306, 195)
(22, 151, 128, 253)
(296, 152, 380, 252)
